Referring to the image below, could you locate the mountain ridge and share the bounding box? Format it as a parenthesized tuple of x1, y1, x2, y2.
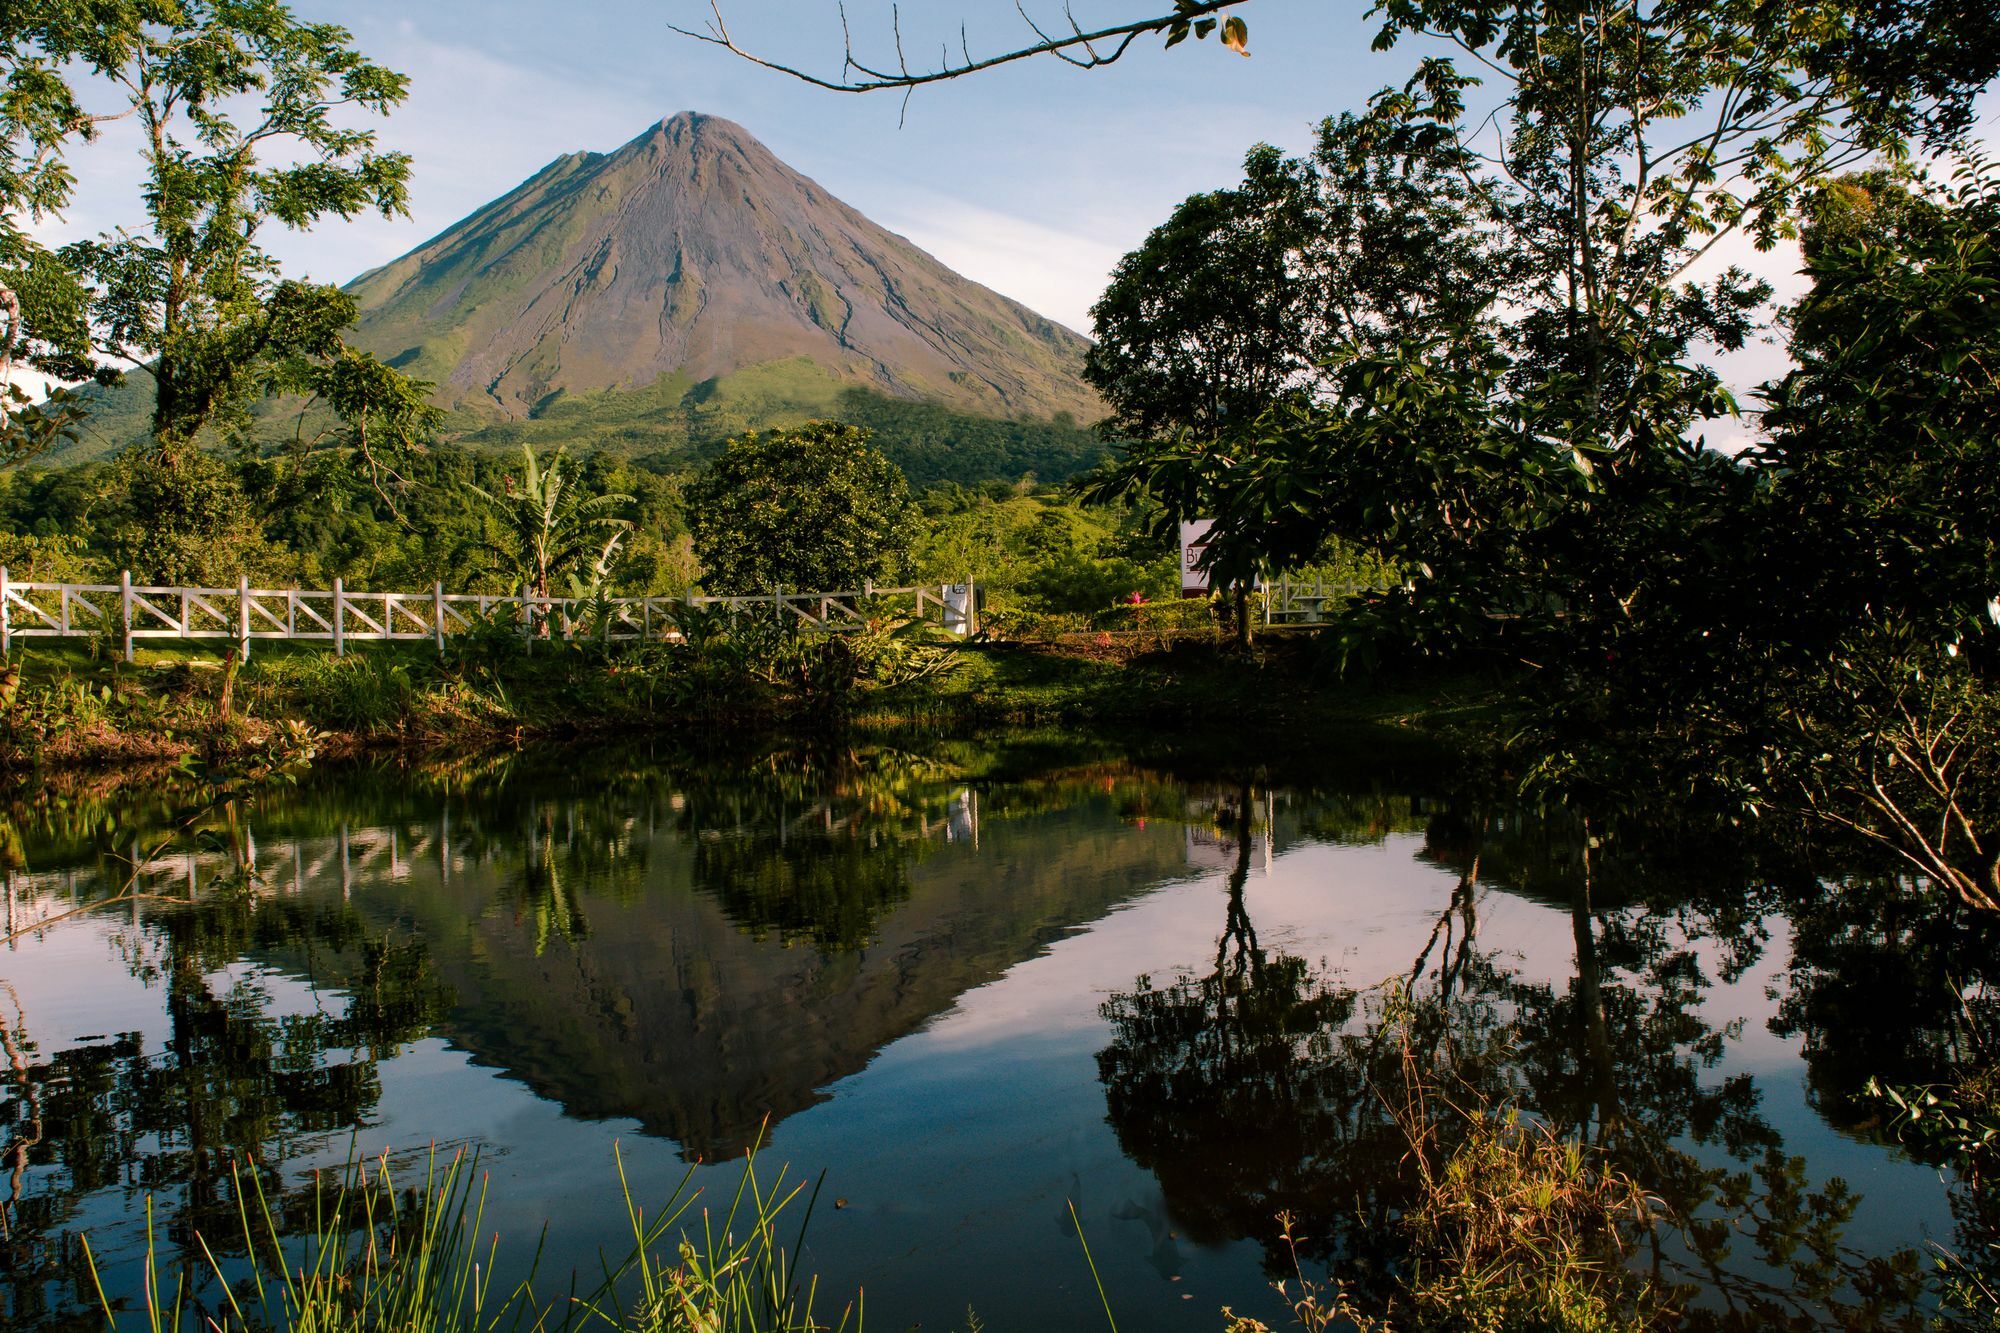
(344, 112, 1101, 426)
(50, 112, 1110, 481)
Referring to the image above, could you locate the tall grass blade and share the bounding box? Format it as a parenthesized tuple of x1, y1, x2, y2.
(1068, 1199, 1120, 1333)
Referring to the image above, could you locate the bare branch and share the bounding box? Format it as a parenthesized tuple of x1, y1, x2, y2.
(670, 0, 1249, 93)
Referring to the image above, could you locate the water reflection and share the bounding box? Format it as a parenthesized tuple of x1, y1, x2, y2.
(0, 735, 1989, 1329)
(1, 829, 452, 1327)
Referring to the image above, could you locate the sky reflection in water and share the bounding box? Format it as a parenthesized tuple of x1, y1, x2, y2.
(0, 737, 1970, 1330)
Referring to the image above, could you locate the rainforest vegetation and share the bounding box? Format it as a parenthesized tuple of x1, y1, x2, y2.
(5, 0, 2000, 1330)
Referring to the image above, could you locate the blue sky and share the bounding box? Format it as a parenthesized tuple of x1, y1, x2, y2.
(52, 0, 1901, 439)
(58, 0, 1426, 333)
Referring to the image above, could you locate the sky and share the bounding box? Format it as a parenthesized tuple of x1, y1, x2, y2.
(45, 0, 1969, 446)
(61, 0, 1403, 334)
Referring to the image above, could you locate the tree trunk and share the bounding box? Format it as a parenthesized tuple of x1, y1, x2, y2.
(218, 649, 239, 722)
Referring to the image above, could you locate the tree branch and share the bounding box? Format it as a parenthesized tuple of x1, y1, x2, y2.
(669, 0, 1249, 93)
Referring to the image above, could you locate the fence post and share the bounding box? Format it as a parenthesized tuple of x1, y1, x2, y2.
(0, 565, 9, 660)
(433, 581, 446, 654)
(236, 574, 251, 663)
(332, 577, 346, 657)
(120, 570, 133, 663)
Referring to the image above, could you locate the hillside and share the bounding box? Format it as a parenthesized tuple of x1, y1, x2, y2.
(57, 112, 1109, 482)
(348, 112, 1099, 424)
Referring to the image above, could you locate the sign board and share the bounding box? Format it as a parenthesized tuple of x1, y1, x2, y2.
(1179, 520, 1215, 598)
(942, 583, 975, 636)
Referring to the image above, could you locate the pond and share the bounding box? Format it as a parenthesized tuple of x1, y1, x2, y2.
(0, 730, 1988, 1330)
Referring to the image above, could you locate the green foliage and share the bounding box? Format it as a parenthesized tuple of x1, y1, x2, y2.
(0, 527, 88, 580)
(1758, 167, 2000, 658)
(0, 0, 435, 506)
(1068, 4, 2000, 905)
(62, 370, 1112, 487)
(0, 5, 139, 406)
(1875, 1066, 2000, 1323)
(833, 388, 1108, 486)
(279, 346, 449, 510)
(1394, 1110, 1660, 1332)
(1086, 0, 2000, 628)
(1017, 546, 1159, 616)
(469, 444, 633, 601)
(0, 441, 1110, 606)
(113, 441, 274, 584)
(1085, 143, 1327, 442)
(1680, 168, 2000, 908)
(686, 421, 914, 594)
(912, 484, 1175, 616)
(1090, 5, 1796, 648)
(50, 3, 413, 447)
(251, 654, 419, 734)
(0, 387, 92, 472)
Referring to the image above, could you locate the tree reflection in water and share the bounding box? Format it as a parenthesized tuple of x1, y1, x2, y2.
(0, 743, 1986, 1329)
(1097, 792, 1940, 1329)
(0, 807, 452, 1330)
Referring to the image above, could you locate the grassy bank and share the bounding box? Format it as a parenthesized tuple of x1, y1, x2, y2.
(892, 631, 1510, 733)
(0, 628, 1515, 777)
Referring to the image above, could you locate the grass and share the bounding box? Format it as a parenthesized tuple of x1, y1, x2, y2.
(84, 1144, 857, 1333)
(74, 1108, 1656, 1333)
(2, 628, 1519, 776)
(878, 630, 1515, 737)
(1217, 1104, 1664, 1333)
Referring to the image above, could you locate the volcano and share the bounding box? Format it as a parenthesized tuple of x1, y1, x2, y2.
(344, 112, 1101, 427)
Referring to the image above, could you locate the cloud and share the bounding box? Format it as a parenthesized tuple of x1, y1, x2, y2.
(262, 19, 666, 285)
(869, 191, 1127, 334)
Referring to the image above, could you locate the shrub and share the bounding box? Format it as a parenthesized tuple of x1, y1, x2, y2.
(1093, 597, 1218, 633)
(250, 654, 418, 734)
(977, 607, 1090, 641)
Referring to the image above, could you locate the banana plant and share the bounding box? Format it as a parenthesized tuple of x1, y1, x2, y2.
(471, 444, 632, 606)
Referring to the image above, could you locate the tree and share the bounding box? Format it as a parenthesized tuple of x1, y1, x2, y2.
(1731, 169, 2000, 910)
(1078, 0, 2000, 687)
(674, 1, 1996, 152)
(112, 442, 269, 584)
(1085, 146, 1323, 442)
(1757, 170, 2000, 665)
(0, 5, 143, 467)
(685, 0, 2000, 643)
(470, 444, 632, 604)
(273, 346, 447, 517)
(50, 2, 413, 451)
(0, 0, 424, 496)
(1082, 115, 1514, 639)
(684, 421, 915, 595)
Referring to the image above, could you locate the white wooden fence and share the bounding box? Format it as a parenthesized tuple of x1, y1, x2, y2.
(1264, 576, 1377, 624)
(0, 569, 977, 661)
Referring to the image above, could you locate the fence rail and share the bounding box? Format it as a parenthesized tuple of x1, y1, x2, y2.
(1264, 577, 1378, 624)
(0, 569, 977, 661)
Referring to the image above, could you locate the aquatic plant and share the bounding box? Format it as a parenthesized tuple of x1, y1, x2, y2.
(79, 1144, 857, 1333)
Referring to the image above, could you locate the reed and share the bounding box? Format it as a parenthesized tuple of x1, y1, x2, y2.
(81, 1144, 857, 1333)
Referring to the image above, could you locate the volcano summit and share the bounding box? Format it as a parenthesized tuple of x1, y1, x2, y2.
(345, 112, 1101, 428)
